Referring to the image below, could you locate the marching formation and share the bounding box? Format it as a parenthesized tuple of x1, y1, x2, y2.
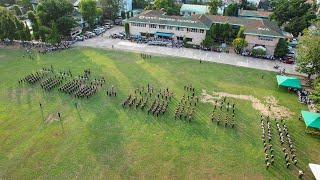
(260, 116, 304, 178)
(40, 76, 63, 91)
(19, 67, 104, 99)
(210, 97, 236, 128)
(174, 84, 199, 122)
(18, 71, 48, 85)
(260, 116, 275, 169)
(122, 84, 173, 117)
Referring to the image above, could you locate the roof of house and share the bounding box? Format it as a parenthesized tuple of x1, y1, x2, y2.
(203, 14, 284, 37)
(239, 9, 272, 19)
(180, 4, 209, 14)
(127, 10, 284, 38)
(126, 10, 209, 29)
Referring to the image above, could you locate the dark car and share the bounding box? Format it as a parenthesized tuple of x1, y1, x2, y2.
(282, 56, 295, 64)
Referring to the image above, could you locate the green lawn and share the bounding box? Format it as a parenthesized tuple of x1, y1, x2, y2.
(0, 47, 319, 179)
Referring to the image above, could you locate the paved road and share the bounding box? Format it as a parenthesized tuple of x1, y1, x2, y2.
(75, 27, 301, 75)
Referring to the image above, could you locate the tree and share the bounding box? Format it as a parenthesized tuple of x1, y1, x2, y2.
(47, 22, 60, 44)
(210, 23, 220, 41)
(201, 34, 213, 48)
(100, 0, 122, 20)
(237, 26, 245, 38)
(232, 38, 247, 53)
(221, 23, 232, 42)
(208, 0, 222, 15)
(124, 22, 130, 36)
(274, 38, 288, 58)
(296, 20, 320, 78)
(153, 0, 180, 15)
(252, 48, 266, 57)
(38, 25, 51, 42)
(310, 76, 320, 109)
(223, 3, 238, 16)
(271, 0, 316, 37)
(133, 0, 146, 9)
(121, 11, 126, 19)
(240, 0, 257, 10)
(80, 0, 98, 28)
(18, 0, 33, 11)
(0, 6, 30, 41)
(36, 0, 75, 37)
(27, 11, 40, 39)
(126, 11, 129, 19)
(24, 25, 31, 40)
(12, 5, 22, 16)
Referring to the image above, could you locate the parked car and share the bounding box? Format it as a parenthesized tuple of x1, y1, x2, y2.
(115, 17, 123, 25)
(289, 38, 298, 48)
(84, 31, 96, 38)
(93, 27, 105, 35)
(74, 35, 84, 41)
(282, 56, 295, 64)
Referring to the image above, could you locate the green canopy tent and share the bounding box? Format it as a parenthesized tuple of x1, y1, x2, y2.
(301, 111, 320, 130)
(276, 75, 302, 90)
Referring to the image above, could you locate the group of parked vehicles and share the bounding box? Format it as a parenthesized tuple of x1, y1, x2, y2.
(73, 22, 113, 42)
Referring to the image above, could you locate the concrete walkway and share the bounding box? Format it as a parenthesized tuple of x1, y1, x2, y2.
(75, 36, 301, 76)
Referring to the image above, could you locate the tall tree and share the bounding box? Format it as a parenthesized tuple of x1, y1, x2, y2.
(80, 0, 98, 28)
(100, 0, 122, 20)
(132, 0, 146, 9)
(0, 6, 31, 41)
(296, 20, 320, 78)
(271, 0, 316, 37)
(27, 10, 40, 39)
(124, 22, 129, 35)
(274, 38, 289, 58)
(223, 3, 238, 16)
(237, 26, 245, 38)
(47, 22, 60, 44)
(36, 0, 75, 37)
(18, 0, 33, 11)
(208, 0, 222, 15)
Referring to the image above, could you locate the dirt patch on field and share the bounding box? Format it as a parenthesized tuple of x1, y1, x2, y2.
(201, 90, 293, 119)
(45, 113, 60, 124)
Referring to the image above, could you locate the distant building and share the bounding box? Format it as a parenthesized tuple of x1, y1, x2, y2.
(180, 4, 209, 16)
(238, 9, 272, 19)
(126, 10, 285, 55)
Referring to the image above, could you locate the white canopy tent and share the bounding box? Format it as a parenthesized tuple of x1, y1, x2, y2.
(309, 163, 320, 180)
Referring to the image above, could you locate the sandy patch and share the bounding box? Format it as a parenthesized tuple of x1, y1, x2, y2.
(201, 90, 293, 119)
(45, 113, 60, 124)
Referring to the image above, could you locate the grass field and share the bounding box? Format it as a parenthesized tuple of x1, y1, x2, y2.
(0, 47, 319, 179)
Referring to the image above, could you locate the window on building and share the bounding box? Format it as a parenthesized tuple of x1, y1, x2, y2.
(177, 36, 184, 41)
(149, 24, 157, 28)
(159, 25, 166, 29)
(167, 26, 174, 30)
(199, 29, 204, 33)
(187, 28, 198, 33)
(258, 36, 274, 41)
(176, 27, 184, 31)
(186, 37, 192, 42)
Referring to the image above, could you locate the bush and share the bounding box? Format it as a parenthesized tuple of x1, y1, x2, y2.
(252, 48, 266, 57)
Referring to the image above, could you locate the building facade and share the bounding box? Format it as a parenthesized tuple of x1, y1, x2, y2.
(126, 10, 284, 55)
